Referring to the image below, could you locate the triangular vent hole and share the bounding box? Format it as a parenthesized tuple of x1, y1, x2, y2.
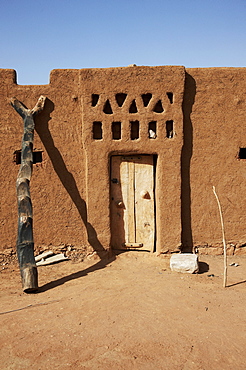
(92, 94, 100, 106)
(141, 93, 152, 107)
(129, 100, 138, 113)
(167, 92, 173, 104)
(115, 93, 127, 107)
(153, 100, 164, 113)
(103, 99, 113, 114)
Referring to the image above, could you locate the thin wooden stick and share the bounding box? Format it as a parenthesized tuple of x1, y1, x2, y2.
(212, 186, 227, 287)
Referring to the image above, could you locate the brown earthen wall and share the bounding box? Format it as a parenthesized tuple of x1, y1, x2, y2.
(1, 66, 246, 255)
(185, 68, 246, 254)
(80, 66, 185, 254)
(0, 69, 88, 253)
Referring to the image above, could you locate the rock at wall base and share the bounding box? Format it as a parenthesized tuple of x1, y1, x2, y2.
(170, 253, 199, 274)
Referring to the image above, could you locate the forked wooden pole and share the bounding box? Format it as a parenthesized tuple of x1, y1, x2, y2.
(10, 96, 46, 292)
(212, 186, 227, 287)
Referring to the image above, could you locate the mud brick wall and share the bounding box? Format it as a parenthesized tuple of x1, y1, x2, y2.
(184, 68, 246, 255)
(0, 69, 87, 253)
(0, 66, 246, 255)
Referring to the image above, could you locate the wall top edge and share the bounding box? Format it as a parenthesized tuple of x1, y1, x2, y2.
(1, 66, 186, 86)
(1, 65, 246, 87)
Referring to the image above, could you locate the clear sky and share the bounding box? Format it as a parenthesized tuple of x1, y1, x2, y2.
(1, 0, 246, 85)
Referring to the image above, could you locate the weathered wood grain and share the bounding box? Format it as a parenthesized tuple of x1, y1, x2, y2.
(110, 155, 155, 252)
(11, 96, 46, 292)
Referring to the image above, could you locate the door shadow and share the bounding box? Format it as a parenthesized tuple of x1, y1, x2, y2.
(110, 156, 126, 248)
(181, 72, 196, 252)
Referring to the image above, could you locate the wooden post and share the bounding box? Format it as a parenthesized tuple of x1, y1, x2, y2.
(11, 96, 46, 292)
(212, 186, 227, 288)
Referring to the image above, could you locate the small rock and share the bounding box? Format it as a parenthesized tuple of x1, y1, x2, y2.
(87, 251, 99, 261)
(3, 248, 13, 256)
(229, 262, 239, 267)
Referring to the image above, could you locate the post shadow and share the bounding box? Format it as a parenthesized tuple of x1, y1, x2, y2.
(181, 72, 196, 252)
(33, 98, 115, 291)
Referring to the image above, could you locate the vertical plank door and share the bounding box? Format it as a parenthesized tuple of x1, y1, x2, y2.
(110, 156, 155, 251)
(134, 156, 155, 252)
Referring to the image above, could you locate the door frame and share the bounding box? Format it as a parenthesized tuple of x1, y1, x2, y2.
(110, 153, 157, 252)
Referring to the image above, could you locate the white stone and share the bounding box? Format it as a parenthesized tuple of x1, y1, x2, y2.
(170, 253, 199, 274)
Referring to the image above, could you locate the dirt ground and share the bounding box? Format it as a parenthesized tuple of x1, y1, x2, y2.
(0, 251, 246, 370)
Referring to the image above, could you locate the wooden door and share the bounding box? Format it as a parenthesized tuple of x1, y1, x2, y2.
(110, 155, 155, 251)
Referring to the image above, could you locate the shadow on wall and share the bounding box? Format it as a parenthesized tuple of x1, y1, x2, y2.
(181, 73, 196, 252)
(35, 98, 108, 260)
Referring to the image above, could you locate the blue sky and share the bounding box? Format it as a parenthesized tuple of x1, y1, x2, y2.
(1, 0, 246, 85)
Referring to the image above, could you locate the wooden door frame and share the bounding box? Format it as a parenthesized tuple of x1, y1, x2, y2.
(110, 153, 157, 252)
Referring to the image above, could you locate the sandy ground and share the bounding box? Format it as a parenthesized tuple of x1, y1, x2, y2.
(0, 251, 246, 370)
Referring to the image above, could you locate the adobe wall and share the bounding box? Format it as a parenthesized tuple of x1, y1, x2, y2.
(80, 66, 185, 254)
(0, 66, 246, 256)
(184, 68, 246, 255)
(0, 69, 88, 256)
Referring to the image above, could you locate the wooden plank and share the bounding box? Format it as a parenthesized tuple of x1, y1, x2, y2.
(123, 242, 143, 248)
(120, 159, 129, 245)
(126, 160, 136, 243)
(135, 156, 155, 252)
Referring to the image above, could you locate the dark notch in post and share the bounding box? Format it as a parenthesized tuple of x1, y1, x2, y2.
(10, 95, 46, 293)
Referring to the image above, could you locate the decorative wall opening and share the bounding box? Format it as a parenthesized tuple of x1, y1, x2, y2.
(90, 92, 176, 141)
(153, 100, 164, 113)
(13, 150, 43, 164)
(167, 92, 173, 104)
(129, 99, 138, 113)
(141, 93, 152, 107)
(166, 120, 174, 138)
(91, 94, 100, 106)
(238, 148, 246, 159)
(131, 120, 139, 140)
(148, 121, 157, 138)
(116, 93, 127, 107)
(112, 122, 121, 140)
(93, 121, 103, 139)
(103, 99, 113, 114)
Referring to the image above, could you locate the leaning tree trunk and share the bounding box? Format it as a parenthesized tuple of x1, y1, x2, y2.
(10, 96, 46, 292)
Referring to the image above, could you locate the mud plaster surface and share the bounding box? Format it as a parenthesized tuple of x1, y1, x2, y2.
(0, 252, 246, 369)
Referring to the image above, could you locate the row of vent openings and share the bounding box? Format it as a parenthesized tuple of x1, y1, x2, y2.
(93, 121, 174, 140)
(13, 147, 246, 163)
(91, 93, 173, 114)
